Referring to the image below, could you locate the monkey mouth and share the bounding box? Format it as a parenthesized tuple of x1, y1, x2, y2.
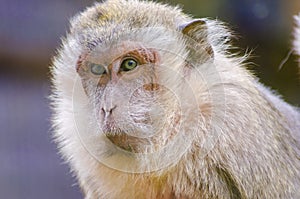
(101, 122, 144, 152)
(105, 132, 155, 153)
(102, 113, 181, 153)
(101, 116, 155, 152)
(102, 123, 162, 153)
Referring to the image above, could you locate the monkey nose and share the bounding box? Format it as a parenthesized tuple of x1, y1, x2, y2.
(101, 105, 117, 118)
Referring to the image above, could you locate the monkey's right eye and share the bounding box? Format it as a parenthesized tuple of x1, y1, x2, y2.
(89, 62, 106, 75)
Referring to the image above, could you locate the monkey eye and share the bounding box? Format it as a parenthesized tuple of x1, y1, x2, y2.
(89, 62, 106, 75)
(120, 58, 138, 71)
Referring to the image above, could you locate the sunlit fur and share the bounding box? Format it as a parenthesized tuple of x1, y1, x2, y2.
(50, 0, 300, 198)
(295, 13, 300, 61)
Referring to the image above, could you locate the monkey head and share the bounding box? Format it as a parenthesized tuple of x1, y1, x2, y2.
(53, 0, 220, 172)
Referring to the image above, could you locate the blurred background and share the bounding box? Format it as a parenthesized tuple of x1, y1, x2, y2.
(0, 0, 299, 198)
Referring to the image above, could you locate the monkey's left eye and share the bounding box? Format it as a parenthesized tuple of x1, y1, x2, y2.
(120, 58, 138, 71)
(89, 63, 106, 75)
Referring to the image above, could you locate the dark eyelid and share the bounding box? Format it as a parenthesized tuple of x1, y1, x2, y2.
(121, 48, 156, 65)
(121, 56, 138, 63)
(122, 54, 140, 63)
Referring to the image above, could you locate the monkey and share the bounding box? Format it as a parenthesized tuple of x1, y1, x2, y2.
(50, 0, 300, 198)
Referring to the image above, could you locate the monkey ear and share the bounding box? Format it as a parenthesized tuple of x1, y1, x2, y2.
(179, 19, 214, 63)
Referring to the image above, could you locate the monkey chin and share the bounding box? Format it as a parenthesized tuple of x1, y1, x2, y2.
(104, 121, 179, 154)
(105, 132, 148, 153)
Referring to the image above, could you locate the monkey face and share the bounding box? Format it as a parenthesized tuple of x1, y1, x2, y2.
(64, 19, 219, 172)
(76, 38, 185, 153)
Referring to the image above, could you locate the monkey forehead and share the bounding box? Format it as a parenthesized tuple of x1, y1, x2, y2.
(86, 41, 157, 65)
(74, 26, 190, 59)
(69, 0, 190, 36)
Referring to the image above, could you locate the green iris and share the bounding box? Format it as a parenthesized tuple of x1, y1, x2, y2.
(120, 58, 138, 71)
(90, 63, 106, 75)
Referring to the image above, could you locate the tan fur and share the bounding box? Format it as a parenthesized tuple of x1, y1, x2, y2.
(50, 1, 300, 198)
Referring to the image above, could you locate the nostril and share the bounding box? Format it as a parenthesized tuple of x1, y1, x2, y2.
(101, 106, 117, 116)
(101, 108, 105, 116)
(109, 105, 117, 114)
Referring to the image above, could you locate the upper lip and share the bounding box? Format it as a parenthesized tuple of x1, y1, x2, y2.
(102, 120, 118, 134)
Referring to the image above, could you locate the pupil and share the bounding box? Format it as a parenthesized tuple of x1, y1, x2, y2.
(128, 61, 133, 66)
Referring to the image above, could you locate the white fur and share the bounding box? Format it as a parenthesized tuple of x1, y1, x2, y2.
(294, 13, 300, 56)
(51, 1, 300, 198)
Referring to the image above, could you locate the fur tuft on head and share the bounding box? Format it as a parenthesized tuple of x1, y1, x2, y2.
(294, 13, 300, 65)
(295, 14, 300, 52)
